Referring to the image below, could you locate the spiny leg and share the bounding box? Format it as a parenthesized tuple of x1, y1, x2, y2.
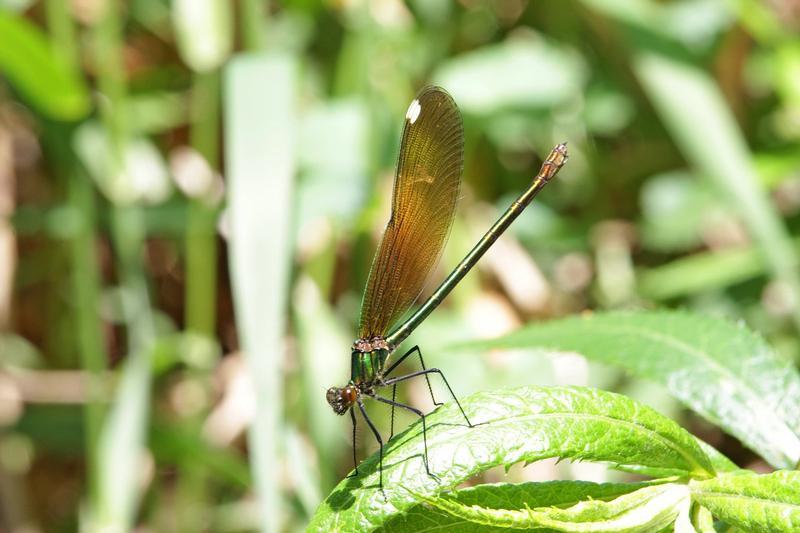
(373, 395, 437, 480)
(389, 383, 397, 440)
(346, 407, 359, 478)
(383, 346, 440, 406)
(357, 398, 384, 490)
(384, 368, 473, 428)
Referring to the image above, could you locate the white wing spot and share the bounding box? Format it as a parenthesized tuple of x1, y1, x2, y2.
(406, 99, 421, 124)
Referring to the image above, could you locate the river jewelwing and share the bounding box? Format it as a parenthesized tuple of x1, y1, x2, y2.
(327, 86, 568, 489)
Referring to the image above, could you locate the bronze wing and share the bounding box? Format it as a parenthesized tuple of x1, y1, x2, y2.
(358, 86, 464, 340)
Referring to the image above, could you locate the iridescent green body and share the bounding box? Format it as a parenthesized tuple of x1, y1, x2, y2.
(351, 348, 390, 384)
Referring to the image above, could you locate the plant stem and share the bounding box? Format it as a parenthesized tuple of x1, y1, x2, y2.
(89, 0, 156, 528)
(45, 0, 107, 512)
(240, 0, 265, 51)
(93, 0, 127, 147)
(175, 68, 222, 532)
(185, 70, 220, 336)
(44, 0, 79, 69)
(68, 165, 107, 510)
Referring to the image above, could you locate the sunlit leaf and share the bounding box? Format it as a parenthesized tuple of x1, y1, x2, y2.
(454, 311, 800, 469)
(382, 480, 669, 532)
(309, 385, 713, 530)
(406, 482, 689, 532)
(297, 99, 369, 229)
(691, 470, 800, 532)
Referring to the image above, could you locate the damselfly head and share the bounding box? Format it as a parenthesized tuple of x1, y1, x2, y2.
(326, 385, 357, 415)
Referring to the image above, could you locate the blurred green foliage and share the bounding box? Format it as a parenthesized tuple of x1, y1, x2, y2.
(1, 0, 799, 531)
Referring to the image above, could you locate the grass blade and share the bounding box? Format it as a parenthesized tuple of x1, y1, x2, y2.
(224, 52, 297, 533)
(633, 51, 800, 330)
(94, 345, 153, 529)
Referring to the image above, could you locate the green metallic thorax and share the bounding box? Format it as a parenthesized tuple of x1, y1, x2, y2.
(351, 349, 390, 384)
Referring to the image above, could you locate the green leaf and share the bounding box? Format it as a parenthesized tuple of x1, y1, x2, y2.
(382, 480, 666, 532)
(150, 422, 250, 488)
(694, 439, 739, 474)
(690, 471, 800, 532)
(126, 91, 188, 135)
(405, 482, 689, 532)
(309, 385, 713, 531)
(297, 99, 370, 229)
(0, 11, 90, 120)
(690, 504, 716, 533)
(581, 0, 734, 50)
(453, 311, 800, 469)
(0, 0, 34, 11)
(614, 438, 738, 480)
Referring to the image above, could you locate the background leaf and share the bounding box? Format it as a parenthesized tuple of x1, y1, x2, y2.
(637, 244, 769, 301)
(633, 50, 800, 330)
(453, 311, 800, 468)
(694, 439, 739, 474)
(224, 52, 297, 533)
(0, 10, 89, 120)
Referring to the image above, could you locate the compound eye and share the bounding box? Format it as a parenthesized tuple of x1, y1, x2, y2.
(326, 388, 337, 402)
(343, 387, 357, 403)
